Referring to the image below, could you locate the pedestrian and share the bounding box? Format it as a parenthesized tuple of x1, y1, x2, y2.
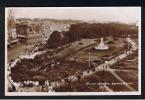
(64, 78, 67, 85)
(48, 84, 53, 92)
(41, 85, 44, 91)
(12, 85, 16, 92)
(77, 73, 81, 82)
(87, 69, 89, 74)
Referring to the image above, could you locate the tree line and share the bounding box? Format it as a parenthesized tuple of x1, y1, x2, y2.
(47, 22, 138, 48)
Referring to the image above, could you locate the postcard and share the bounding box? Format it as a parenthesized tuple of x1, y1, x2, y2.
(5, 7, 141, 96)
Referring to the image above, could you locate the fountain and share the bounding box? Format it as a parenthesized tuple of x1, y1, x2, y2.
(95, 38, 109, 50)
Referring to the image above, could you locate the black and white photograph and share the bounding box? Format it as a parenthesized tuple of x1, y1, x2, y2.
(5, 7, 141, 96)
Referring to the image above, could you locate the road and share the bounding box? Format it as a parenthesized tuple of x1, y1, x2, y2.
(8, 34, 43, 62)
(108, 69, 135, 91)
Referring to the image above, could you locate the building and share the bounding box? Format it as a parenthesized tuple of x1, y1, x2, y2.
(7, 9, 17, 42)
(16, 23, 33, 37)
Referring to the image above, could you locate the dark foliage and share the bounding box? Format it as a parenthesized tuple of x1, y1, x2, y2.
(47, 22, 138, 48)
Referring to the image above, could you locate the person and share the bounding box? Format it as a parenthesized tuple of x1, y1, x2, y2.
(11, 85, 16, 92)
(42, 85, 44, 91)
(48, 84, 53, 92)
(55, 82, 58, 88)
(64, 78, 68, 85)
(67, 79, 73, 91)
(8, 84, 13, 92)
(76, 73, 81, 82)
(87, 70, 89, 74)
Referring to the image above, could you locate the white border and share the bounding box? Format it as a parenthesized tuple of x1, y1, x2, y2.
(5, 7, 141, 96)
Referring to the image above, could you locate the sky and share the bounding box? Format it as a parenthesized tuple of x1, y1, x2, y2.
(7, 7, 141, 24)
